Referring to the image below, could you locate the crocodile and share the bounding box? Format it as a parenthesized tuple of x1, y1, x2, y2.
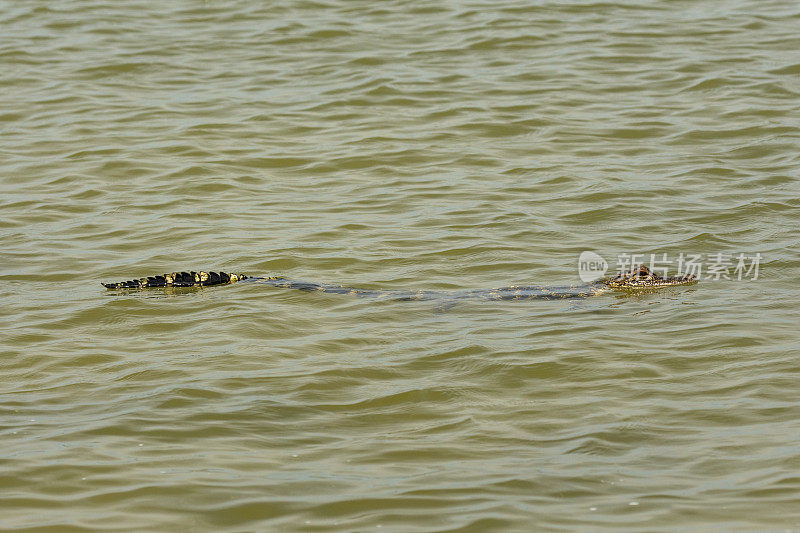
(101, 265, 696, 301)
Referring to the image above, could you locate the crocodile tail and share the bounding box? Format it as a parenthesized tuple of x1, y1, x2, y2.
(102, 270, 246, 289)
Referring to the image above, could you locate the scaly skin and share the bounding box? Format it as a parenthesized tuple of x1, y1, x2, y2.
(102, 265, 696, 300)
(603, 264, 697, 289)
(101, 271, 249, 289)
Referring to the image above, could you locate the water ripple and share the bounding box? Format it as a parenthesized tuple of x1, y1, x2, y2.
(1, 0, 799, 530)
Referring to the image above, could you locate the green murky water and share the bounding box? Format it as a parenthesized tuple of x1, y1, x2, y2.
(2, 1, 799, 531)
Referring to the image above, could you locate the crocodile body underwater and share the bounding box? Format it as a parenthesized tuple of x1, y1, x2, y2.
(102, 265, 696, 301)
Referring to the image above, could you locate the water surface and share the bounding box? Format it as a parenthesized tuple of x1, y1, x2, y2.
(2, 1, 799, 531)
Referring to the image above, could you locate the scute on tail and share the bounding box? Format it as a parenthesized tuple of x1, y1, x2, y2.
(102, 271, 246, 290)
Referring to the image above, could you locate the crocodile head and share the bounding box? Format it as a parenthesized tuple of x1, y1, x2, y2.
(602, 265, 697, 289)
